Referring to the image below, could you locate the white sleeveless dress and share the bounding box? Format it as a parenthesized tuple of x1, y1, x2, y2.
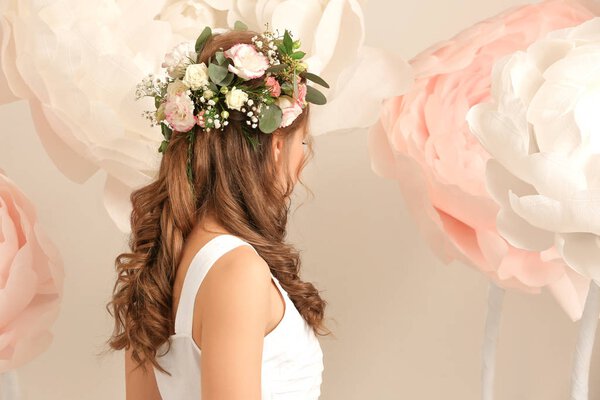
(153, 234, 324, 399)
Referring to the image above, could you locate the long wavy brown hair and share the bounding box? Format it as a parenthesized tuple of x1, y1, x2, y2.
(103, 29, 332, 376)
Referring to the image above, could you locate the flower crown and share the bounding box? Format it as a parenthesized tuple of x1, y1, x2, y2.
(135, 21, 329, 187)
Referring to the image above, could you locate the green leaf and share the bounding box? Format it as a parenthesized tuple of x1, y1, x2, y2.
(305, 85, 327, 105)
(219, 71, 235, 86)
(154, 97, 162, 108)
(292, 40, 302, 50)
(258, 104, 282, 133)
(208, 63, 228, 85)
(293, 70, 298, 99)
(290, 51, 305, 60)
(280, 81, 293, 96)
(276, 42, 288, 55)
(233, 20, 248, 31)
(158, 139, 169, 153)
(195, 26, 212, 55)
(300, 71, 330, 88)
(266, 64, 286, 74)
(215, 51, 226, 65)
(283, 30, 293, 53)
(208, 81, 218, 92)
(161, 123, 173, 140)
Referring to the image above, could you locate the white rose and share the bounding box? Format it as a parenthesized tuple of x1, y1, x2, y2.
(162, 41, 197, 79)
(225, 86, 248, 111)
(182, 63, 209, 90)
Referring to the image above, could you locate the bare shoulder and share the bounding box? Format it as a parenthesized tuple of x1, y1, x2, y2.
(208, 244, 271, 287)
(200, 243, 272, 314)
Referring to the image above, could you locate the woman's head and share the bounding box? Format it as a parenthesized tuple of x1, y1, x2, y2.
(104, 29, 328, 375)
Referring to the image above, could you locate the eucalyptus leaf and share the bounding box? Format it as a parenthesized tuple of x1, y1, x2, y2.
(219, 71, 235, 86)
(280, 81, 293, 96)
(195, 26, 212, 55)
(305, 85, 327, 105)
(215, 51, 226, 65)
(300, 72, 330, 88)
(234, 20, 248, 31)
(208, 63, 228, 85)
(208, 81, 218, 92)
(266, 64, 286, 74)
(293, 70, 298, 99)
(258, 104, 282, 133)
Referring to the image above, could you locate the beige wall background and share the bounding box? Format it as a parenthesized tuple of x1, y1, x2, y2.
(2, 0, 599, 399)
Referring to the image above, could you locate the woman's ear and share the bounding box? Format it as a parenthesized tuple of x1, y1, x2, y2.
(271, 132, 284, 165)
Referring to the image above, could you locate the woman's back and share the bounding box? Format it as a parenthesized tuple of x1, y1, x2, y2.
(153, 233, 324, 399)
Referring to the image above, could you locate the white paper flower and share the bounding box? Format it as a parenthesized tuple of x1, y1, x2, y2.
(224, 86, 248, 111)
(162, 41, 198, 79)
(467, 17, 600, 284)
(0, 0, 411, 233)
(182, 62, 209, 90)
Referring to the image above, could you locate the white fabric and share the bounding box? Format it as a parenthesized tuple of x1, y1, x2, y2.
(153, 234, 324, 399)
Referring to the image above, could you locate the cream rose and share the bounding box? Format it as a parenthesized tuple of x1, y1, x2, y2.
(166, 79, 189, 97)
(225, 86, 248, 111)
(182, 63, 209, 90)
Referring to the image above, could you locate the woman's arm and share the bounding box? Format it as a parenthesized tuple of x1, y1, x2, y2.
(125, 347, 162, 400)
(200, 246, 272, 400)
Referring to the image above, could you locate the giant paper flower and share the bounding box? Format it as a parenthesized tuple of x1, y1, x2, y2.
(0, 0, 411, 233)
(368, 0, 596, 320)
(467, 17, 600, 286)
(0, 169, 64, 371)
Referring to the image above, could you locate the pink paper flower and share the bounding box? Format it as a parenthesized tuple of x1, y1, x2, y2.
(265, 76, 281, 97)
(224, 43, 269, 80)
(164, 91, 196, 132)
(276, 95, 303, 128)
(0, 169, 64, 371)
(368, 0, 595, 320)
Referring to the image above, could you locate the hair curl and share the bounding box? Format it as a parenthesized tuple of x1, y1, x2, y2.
(102, 29, 332, 376)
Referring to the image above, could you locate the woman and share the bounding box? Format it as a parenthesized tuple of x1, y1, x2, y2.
(104, 25, 332, 400)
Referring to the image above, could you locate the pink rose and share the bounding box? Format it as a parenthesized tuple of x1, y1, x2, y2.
(296, 82, 307, 106)
(164, 91, 196, 132)
(224, 43, 269, 80)
(265, 76, 281, 97)
(276, 95, 303, 128)
(195, 109, 206, 128)
(0, 169, 64, 370)
(368, 0, 595, 320)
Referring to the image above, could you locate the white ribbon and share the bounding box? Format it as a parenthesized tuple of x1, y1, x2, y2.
(482, 281, 505, 400)
(570, 281, 600, 400)
(0, 371, 21, 400)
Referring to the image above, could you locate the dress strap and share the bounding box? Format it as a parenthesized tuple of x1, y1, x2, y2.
(174, 234, 259, 335)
